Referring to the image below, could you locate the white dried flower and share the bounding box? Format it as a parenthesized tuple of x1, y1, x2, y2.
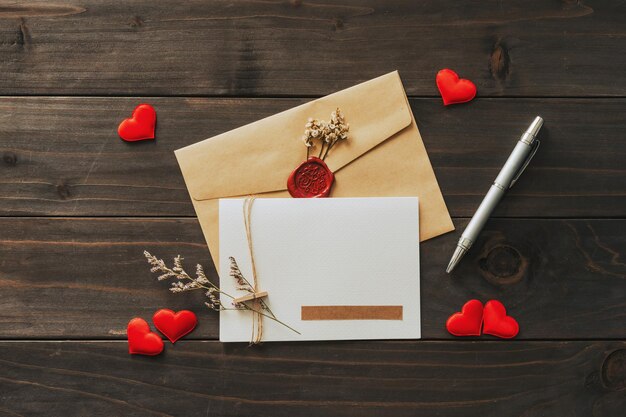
(195, 264, 209, 284)
(302, 118, 327, 146)
(327, 108, 349, 142)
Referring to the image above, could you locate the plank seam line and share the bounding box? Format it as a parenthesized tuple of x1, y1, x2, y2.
(0, 95, 625, 100)
(0, 338, 625, 342)
(0, 216, 624, 220)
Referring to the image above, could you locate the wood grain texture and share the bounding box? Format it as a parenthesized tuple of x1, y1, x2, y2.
(0, 341, 624, 417)
(0, 1, 623, 96)
(0, 217, 623, 339)
(0, 1, 624, 416)
(1, 97, 624, 217)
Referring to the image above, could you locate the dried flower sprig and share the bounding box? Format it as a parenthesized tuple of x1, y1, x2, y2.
(322, 108, 349, 159)
(300, 108, 349, 160)
(303, 118, 326, 158)
(144, 251, 299, 335)
(228, 256, 254, 293)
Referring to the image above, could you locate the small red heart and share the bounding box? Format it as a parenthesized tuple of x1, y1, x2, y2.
(118, 103, 156, 142)
(127, 318, 164, 356)
(482, 300, 519, 339)
(436, 69, 477, 106)
(153, 309, 198, 343)
(446, 299, 484, 336)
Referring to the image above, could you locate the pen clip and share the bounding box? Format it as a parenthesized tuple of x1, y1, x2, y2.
(510, 139, 540, 188)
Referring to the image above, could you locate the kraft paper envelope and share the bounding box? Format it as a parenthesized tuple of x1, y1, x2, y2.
(219, 197, 421, 342)
(175, 71, 453, 269)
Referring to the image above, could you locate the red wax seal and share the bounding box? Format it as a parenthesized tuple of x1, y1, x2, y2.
(287, 156, 334, 198)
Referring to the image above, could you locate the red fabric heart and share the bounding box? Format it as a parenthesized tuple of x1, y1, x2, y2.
(446, 299, 484, 336)
(127, 318, 164, 355)
(446, 300, 483, 336)
(436, 69, 477, 106)
(153, 309, 198, 343)
(482, 300, 519, 339)
(118, 103, 156, 141)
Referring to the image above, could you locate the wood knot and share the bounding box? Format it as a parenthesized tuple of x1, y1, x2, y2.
(479, 244, 527, 285)
(2, 21, 27, 49)
(333, 18, 344, 30)
(601, 349, 626, 390)
(15, 18, 31, 51)
(290, 0, 303, 8)
(3, 152, 17, 166)
(130, 16, 143, 28)
(490, 42, 510, 81)
(56, 183, 71, 200)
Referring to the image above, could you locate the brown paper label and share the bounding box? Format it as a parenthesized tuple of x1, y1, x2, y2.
(301, 306, 403, 321)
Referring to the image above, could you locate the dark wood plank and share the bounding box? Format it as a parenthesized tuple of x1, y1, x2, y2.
(0, 340, 624, 416)
(1, 97, 624, 217)
(0, 1, 624, 96)
(0, 217, 624, 339)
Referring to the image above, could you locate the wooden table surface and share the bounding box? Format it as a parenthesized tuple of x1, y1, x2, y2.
(1, 1, 625, 416)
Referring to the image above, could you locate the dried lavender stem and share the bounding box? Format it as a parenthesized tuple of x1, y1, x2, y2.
(167, 276, 296, 333)
(145, 251, 298, 334)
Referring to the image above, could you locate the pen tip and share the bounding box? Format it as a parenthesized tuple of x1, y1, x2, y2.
(446, 246, 467, 274)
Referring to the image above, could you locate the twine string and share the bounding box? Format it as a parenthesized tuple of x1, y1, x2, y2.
(243, 197, 263, 344)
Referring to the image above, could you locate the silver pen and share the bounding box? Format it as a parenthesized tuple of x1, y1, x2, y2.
(446, 116, 544, 273)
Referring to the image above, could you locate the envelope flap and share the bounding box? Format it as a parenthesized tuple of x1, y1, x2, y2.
(175, 71, 412, 201)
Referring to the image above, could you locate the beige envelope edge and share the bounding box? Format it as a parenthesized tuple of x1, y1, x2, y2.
(175, 71, 454, 271)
